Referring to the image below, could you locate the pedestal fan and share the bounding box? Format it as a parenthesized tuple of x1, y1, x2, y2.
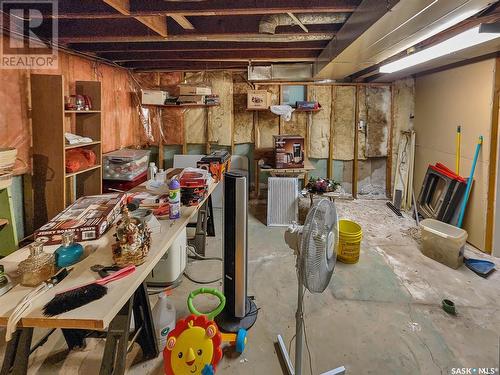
(277, 199, 346, 375)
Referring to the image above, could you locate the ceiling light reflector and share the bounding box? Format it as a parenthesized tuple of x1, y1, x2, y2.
(379, 26, 500, 74)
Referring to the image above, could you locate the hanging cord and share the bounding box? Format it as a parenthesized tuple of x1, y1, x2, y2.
(183, 246, 223, 284)
(187, 245, 223, 262)
(147, 279, 182, 295)
(183, 272, 221, 285)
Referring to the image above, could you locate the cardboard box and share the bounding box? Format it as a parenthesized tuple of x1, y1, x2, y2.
(35, 193, 125, 244)
(178, 85, 212, 96)
(273, 135, 304, 168)
(141, 89, 167, 105)
(247, 90, 272, 110)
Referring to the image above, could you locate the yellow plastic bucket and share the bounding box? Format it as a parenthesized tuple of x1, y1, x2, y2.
(338, 220, 362, 264)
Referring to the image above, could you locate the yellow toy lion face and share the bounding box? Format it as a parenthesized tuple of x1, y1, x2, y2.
(164, 315, 222, 375)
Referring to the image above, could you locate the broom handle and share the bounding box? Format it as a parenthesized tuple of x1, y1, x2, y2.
(95, 265, 136, 285)
(57, 265, 136, 294)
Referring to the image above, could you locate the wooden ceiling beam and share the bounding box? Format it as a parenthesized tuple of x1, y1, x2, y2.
(69, 40, 328, 52)
(120, 60, 304, 70)
(120, 58, 316, 63)
(130, 0, 359, 16)
(59, 32, 335, 43)
(103, 0, 168, 37)
(100, 50, 319, 61)
(55, 0, 359, 18)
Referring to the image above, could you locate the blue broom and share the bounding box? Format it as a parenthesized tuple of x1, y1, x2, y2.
(457, 136, 482, 228)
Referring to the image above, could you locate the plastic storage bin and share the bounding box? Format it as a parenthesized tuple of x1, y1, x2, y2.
(419, 219, 468, 269)
(103, 149, 150, 181)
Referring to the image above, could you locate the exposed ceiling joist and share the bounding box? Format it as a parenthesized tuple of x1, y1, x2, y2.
(103, 0, 168, 37)
(122, 60, 266, 70)
(170, 15, 195, 30)
(55, 0, 359, 18)
(130, 0, 360, 16)
(59, 32, 336, 43)
(99, 50, 319, 61)
(68, 41, 328, 53)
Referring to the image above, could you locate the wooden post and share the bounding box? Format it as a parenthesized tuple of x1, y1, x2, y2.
(279, 85, 283, 135)
(205, 108, 211, 154)
(158, 108, 164, 169)
(352, 85, 360, 199)
(485, 57, 500, 254)
(386, 84, 395, 199)
(327, 86, 336, 180)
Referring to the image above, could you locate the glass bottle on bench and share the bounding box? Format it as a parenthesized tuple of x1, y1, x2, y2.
(55, 232, 84, 268)
(18, 240, 55, 287)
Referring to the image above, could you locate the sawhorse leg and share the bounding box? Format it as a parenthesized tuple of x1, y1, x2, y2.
(0, 287, 158, 375)
(99, 298, 133, 375)
(132, 282, 158, 360)
(207, 196, 215, 237)
(0, 328, 33, 375)
(100, 282, 158, 375)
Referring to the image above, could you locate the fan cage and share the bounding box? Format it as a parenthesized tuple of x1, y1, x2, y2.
(300, 199, 339, 293)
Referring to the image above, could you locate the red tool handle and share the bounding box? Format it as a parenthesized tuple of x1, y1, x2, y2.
(56, 265, 136, 295)
(96, 265, 136, 286)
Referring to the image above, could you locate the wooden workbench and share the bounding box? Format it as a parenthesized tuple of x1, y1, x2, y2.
(0, 179, 218, 374)
(255, 159, 315, 198)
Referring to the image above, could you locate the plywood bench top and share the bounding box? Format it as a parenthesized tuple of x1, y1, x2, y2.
(0, 180, 218, 331)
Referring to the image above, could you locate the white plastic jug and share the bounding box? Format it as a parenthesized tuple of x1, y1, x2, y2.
(152, 293, 176, 351)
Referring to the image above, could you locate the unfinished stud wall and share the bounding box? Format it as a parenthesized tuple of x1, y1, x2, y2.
(391, 78, 416, 194)
(233, 75, 254, 144)
(414, 59, 497, 252)
(129, 72, 407, 197)
(308, 86, 332, 159)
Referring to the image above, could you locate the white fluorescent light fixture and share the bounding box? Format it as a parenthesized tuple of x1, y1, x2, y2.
(379, 26, 500, 73)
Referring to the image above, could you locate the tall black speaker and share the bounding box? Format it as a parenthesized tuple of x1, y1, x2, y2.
(215, 172, 258, 332)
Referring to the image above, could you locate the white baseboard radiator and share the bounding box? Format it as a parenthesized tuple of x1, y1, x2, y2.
(267, 177, 299, 227)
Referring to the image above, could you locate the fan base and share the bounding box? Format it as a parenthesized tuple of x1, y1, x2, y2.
(215, 298, 258, 333)
(276, 334, 346, 375)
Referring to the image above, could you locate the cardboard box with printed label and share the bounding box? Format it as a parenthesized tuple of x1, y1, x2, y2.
(247, 90, 272, 110)
(273, 135, 304, 168)
(35, 193, 125, 244)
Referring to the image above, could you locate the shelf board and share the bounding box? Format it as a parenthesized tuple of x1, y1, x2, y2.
(65, 141, 101, 150)
(143, 103, 219, 108)
(65, 164, 101, 178)
(65, 110, 101, 114)
(246, 107, 321, 112)
(295, 108, 322, 112)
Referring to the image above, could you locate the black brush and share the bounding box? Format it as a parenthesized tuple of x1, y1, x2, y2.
(42, 265, 136, 316)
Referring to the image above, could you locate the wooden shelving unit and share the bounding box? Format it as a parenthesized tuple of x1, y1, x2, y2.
(31, 75, 102, 229)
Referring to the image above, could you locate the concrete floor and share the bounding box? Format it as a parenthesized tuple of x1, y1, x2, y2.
(2, 199, 499, 374)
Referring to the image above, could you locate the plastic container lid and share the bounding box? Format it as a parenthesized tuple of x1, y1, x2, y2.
(419, 219, 467, 240)
(104, 148, 150, 162)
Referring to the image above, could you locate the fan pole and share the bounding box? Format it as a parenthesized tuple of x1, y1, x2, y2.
(295, 272, 305, 375)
